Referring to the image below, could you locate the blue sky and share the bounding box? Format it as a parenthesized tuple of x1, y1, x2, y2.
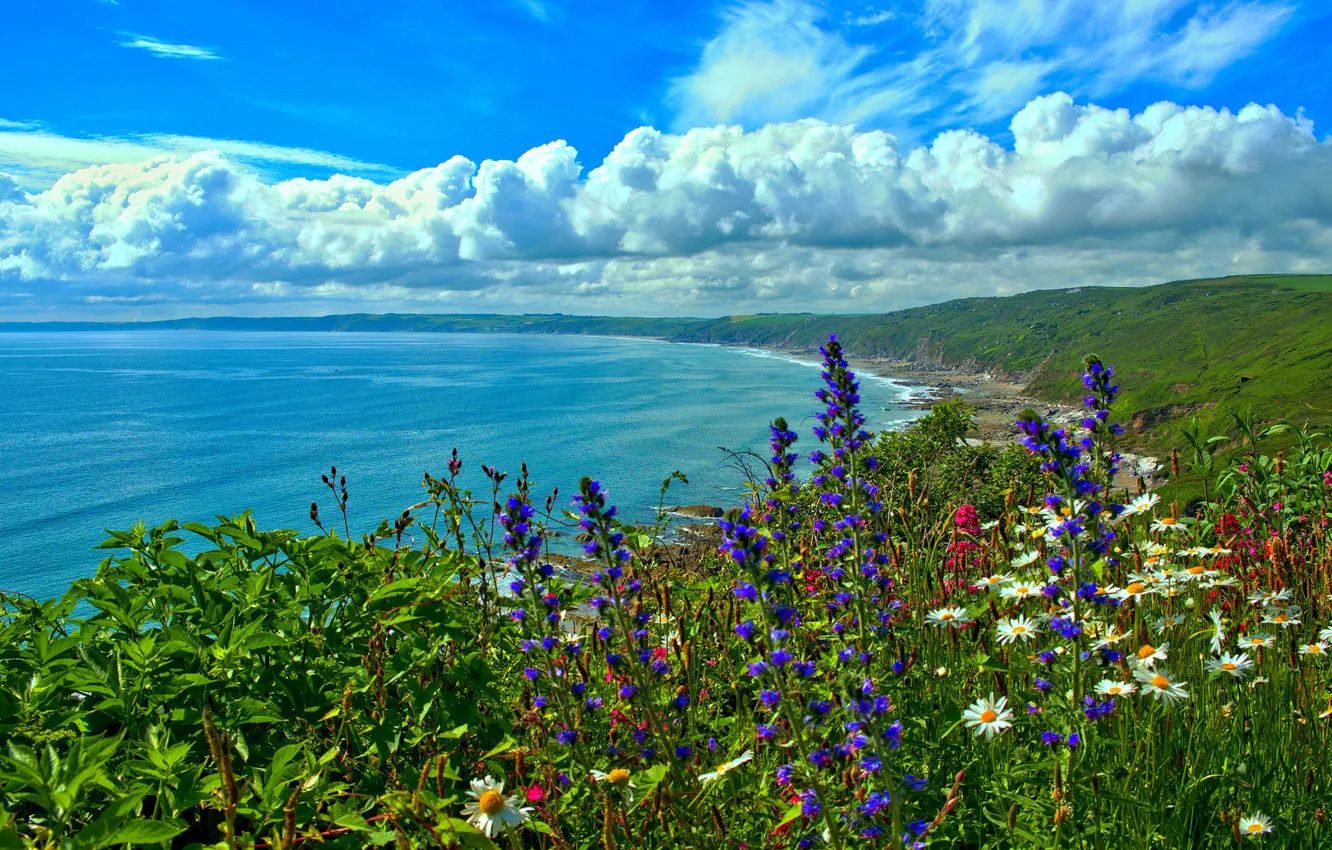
(2, 0, 1330, 318)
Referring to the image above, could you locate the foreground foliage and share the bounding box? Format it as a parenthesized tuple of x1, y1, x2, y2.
(2, 339, 1331, 849)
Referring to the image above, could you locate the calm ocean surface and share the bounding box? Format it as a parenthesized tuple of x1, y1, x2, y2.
(0, 331, 923, 600)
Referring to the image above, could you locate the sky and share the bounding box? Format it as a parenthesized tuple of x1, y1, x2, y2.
(1, 0, 1330, 320)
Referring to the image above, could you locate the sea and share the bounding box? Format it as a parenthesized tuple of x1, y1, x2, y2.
(0, 331, 926, 600)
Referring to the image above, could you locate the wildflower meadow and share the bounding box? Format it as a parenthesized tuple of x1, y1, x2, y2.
(2, 337, 1331, 849)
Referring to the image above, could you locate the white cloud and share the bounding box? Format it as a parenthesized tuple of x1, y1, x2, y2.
(668, 0, 1294, 134)
(0, 122, 402, 188)
(117, 35, 221, 60)
(1, 93, 1329, 317)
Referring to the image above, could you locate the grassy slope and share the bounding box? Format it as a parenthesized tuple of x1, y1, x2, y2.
(662, 275, 1332, 450)
(4, 274, 1328, 447)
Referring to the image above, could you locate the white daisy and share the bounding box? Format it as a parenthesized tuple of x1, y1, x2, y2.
(1118, 492, 1159, 518)
(1182, 563, 1219, 580)
(995, 615, 1040, 644)
(1091, 627, 1130, 651)
(1153, 614, 1185, 631)
(1131, 642, 1170, 669)
(1248, 588, 1292, 608)
(978, 573, 1013, 589)
(1299, 641, 1329, 658)
(1000, 580, 1043, 601)
(1319, 625, 1332, 643)
(1151, 516, 1185, 533)
(1262, 607, 1301, 629)
(1239, 813, 1273, 838)
(1175, 546, 1210, 558)
(1240, 633, 1276, 650)
(1204, 653, 1254, 679)
(1011, 550, 1041, 568)
(1133, 668, 1190, 704)
(926, 606, 972, 628)
(1113, 580, 1155, 603)
(1095, 679, 1137, 697)
(962, 694, 1014, 739)
(461, 776, 532, 838)
(698, 750, 754, 783)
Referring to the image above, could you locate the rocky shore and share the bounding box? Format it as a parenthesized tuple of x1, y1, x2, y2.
(846, 358, 1165, 491)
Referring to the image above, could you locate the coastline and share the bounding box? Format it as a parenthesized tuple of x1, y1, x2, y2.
(706, 341, 1166, 490)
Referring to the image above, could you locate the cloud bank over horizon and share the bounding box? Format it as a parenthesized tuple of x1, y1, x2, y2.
(2, 91, 1330, 319)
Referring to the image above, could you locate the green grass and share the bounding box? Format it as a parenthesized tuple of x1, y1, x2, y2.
(657, 274, 1332, 452)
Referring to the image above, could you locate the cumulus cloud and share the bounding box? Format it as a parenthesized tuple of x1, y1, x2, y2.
(1, 93, 1329, 316)
(668, 0, 1294, 133)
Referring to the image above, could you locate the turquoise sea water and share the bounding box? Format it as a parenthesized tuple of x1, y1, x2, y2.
(0, 331, 923, 600)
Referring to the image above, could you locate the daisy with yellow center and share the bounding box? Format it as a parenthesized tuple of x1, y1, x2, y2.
(1319, 625, 1332, 643)
(1000, 581, 1041, 601)
(1154, 614, 1185, 631)
(927, 606, 972, 628)
(590, 768, 637, 803)
(1011, 549, 1041, 568)
(461, 776, 532, 838)
(1248, 588, 1292, 607)
(1262, 608, 1301, 628)
(1095, 679, 1137, 697)
(1242, 633, 1276, 649)
(995, 615, 1040, 645)
(962, 694, 1014, 739)
(1114, 581, 1154, 603)
(1151, 516, 1183, 533)
(1133, 668, 1190, 704)
(1131, 642, 1169, 669)
(1118, 492, 1160, 518)
(1204, 653, 1254, 679)
(698, 750, 754, 783)
(979, 573, 1013, 588)
(1238, 813, 1273, 837)
(1299, 641, 1329, 658)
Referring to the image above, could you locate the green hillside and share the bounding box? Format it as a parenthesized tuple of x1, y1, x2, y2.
(5, 273, 1330, 447)
(662, 274, 1332, 449)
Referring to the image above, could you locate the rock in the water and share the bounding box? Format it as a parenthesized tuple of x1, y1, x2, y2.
(667, 504, 724, 518)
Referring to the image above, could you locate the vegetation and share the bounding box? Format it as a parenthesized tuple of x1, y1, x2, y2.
(4, 340, 1332, 848)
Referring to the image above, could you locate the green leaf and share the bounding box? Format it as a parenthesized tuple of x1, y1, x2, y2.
(105, 819, 188, 846)
(479, 735, 516, 762)
(773, 801, 804, 831)
(439, 818, 500, 849)
(631, 764, 669, 811)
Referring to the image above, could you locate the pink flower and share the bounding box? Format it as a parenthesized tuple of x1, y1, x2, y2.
(953, 504, 980, 535)
(525, 785, 545, 803)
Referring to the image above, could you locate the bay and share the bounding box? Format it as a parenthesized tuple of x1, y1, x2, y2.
(0, 331, 924, 599)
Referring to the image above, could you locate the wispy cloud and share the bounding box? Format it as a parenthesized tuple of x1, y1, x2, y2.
(0, 121, 401, 188)
(117, 34, 221, 60)
(516, 0, 554, 22)
(670, 0, 1295, 134)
